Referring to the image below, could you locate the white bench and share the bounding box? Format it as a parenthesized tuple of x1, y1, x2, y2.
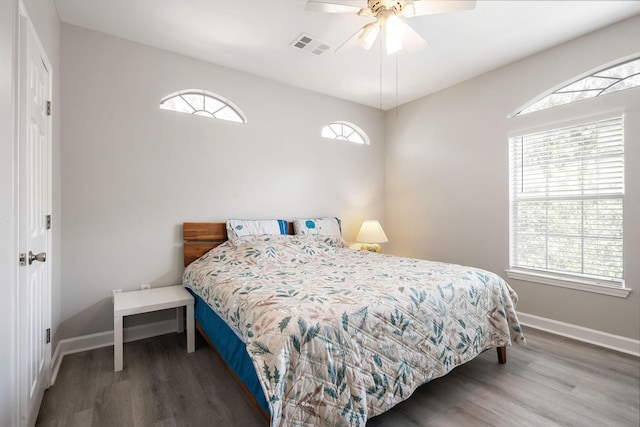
(113, 285, 195, 371)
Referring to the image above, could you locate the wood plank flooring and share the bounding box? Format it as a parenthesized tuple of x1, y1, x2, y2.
(36, 328, 639, 426)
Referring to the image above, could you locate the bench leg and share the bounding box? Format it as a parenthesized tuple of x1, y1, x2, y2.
(114, 315, 123, 371)
(187, 304, 195, 353)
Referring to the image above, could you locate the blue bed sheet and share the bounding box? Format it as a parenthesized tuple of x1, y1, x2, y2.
(188, 289, 270, 414)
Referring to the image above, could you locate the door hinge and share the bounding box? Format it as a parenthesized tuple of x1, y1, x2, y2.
(46, 101, 51, 116)
(46, 214, 51, 230)
(46, 328, 51, 344)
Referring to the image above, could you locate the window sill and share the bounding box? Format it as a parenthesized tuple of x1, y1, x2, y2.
(505, 269, 631, 298)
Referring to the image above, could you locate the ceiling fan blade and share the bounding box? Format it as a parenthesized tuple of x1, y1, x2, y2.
(336, 26, 368, 52)
(402, 0, 476, 17)
(305, 1, 364, 14)
(401, 22, 428, 53)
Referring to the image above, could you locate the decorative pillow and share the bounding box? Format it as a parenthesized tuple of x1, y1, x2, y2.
(293, 217, 341, 236)
(226, 219, 288, 239)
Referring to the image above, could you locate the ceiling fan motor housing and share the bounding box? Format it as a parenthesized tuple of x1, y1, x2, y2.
(368, 0, 404, 16)
(306, 0, 476, 54)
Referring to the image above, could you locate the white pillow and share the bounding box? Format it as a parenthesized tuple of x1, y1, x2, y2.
(226, 219, 288, 239)
(293, 217, 341, 236)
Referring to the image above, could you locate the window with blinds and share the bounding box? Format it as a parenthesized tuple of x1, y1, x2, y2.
(509, 115, 624, 286)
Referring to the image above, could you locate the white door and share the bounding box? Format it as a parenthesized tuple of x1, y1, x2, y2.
(18, 11, 52, 427)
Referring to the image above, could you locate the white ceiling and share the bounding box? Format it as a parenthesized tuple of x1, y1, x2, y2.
(53, 0, 640, 110)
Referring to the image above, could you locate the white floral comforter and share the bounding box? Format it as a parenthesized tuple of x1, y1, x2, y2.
(183, 234, 525, 426)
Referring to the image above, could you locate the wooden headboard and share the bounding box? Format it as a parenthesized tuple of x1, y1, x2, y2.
(183, 222, 227, 267)
(183, 222, 295, 267)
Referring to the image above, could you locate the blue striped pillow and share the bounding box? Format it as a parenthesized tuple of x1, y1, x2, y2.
(226, 219, 288, 239)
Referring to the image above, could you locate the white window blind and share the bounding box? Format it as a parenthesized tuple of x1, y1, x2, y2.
(509, 116, 624, 286)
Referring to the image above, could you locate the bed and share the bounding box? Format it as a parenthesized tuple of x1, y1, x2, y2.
(182, 221, 525, 426)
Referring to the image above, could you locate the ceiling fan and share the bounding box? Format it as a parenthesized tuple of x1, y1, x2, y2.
(306, 0, 476, 54)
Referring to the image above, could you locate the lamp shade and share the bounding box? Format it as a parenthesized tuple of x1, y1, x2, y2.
(356, 220, 389, 243)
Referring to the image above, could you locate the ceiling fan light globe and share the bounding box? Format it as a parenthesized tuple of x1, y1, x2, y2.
(386, 36, 403, 54)
(385, 15, 405, 54)
(358, 22, 380, 50)
(385, 14, 405, 37)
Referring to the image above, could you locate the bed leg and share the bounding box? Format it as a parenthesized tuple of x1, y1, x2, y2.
(497, 346, 507, 364)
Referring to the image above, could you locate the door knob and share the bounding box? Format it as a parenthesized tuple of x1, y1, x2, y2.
(28, 251, 46, 265)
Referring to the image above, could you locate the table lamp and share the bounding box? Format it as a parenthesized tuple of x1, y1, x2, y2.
(356, 220, 388, 253)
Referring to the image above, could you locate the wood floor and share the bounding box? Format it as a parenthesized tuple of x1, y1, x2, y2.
(37, 327, 639, 427)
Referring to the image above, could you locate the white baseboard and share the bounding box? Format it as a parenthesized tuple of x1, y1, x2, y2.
(50, 319, 177, 384)
(517, 311, 640, 357)
(51, 312, 638, 385)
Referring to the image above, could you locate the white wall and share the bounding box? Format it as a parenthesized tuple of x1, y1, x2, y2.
(385, 15, 640, 340)
(58, 24, 385, 340)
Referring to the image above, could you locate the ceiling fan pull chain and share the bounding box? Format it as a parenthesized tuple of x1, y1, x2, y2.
(379, 35, 383, 113)
(396, 53, 399, 117)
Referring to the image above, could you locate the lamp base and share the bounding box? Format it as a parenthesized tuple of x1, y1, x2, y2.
(360, 243, 381, 253)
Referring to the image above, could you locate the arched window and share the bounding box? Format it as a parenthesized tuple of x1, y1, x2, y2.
(321, 121, 370, 145)
(513, 55, 640, 117)
(160, 89, 246, 123)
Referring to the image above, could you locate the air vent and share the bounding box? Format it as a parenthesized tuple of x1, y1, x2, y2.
(290, 33, 331, 56)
